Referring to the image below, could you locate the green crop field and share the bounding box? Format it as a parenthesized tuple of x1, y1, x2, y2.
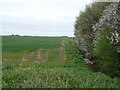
(1, 36, 120, 88)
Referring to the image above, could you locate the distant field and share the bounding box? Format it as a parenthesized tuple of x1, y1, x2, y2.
(2, 36, 120, 88)
(2, 36, 65, 66)
(2, 36, 62, 52)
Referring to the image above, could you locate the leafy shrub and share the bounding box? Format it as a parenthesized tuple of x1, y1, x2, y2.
(74, 2, 111, 59)
(93, 28, 120, 77)
(74, 2, 120, 78)
(2, 65, 14, 71)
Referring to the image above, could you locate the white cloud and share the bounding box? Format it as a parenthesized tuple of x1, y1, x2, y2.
(0, 0, 92, 36)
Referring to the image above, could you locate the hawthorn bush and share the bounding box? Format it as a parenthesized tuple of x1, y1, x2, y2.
(93, 28, 120, 77)
(74, 2, 120, 78)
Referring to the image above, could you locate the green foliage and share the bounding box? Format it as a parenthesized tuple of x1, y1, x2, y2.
(2, 66, 120, 88)
(93, 28, 119, 77)
(74, 2, 120, 78)
(64, 38, 86, 68)
(74, 2, 111, 55)
(2, 37, 120, 88)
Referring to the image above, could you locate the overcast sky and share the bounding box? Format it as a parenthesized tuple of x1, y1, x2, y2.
(0, 0, 92, 37)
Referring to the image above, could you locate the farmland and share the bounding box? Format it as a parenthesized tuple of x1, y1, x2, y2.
(1, 36, 120, 88)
